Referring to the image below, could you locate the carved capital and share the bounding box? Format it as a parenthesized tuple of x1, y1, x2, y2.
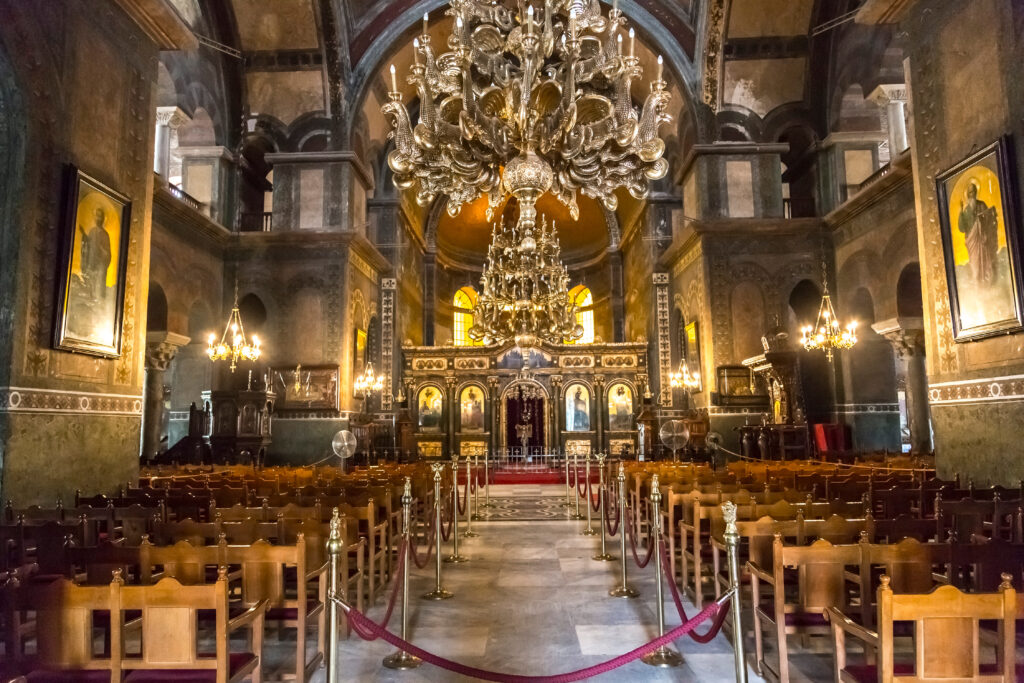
(156, 106, 190, 129)
(144, 331, 191, 371)
(872, 317, 925, 359)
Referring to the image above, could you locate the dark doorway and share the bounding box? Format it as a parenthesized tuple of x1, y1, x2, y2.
(506, 394, 545, 454)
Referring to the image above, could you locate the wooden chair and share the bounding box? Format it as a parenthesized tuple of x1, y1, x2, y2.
(118, 568, 266, 683)
(222, 536, 327, 682)
(749, 535, 862, 683)
(2, 574, 117, 681)
(341, 500, 387, 605)
(827, 574, 1017, 682)
(854, 537, 952, 629)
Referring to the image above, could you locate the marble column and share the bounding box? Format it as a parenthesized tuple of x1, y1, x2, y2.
(154, 106, 190, 178)
(868, 84, 909, 158)
(141, 332, 191, 460)
(872, 317, 930, 452)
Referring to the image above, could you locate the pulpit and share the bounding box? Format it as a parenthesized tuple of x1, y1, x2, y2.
(202, 389, 275, 465)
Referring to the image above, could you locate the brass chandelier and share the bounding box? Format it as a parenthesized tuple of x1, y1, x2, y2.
(799, 263, 857, 362)
(207, 283, 262, 373)
(382, 0, 673, 240)
(468, 210, 582, 347)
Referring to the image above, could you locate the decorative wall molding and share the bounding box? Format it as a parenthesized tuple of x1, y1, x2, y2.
(0, 387, 143, 416)
(381, 279, 395, 410)
(453, 357, 489, 371)
(350, 250, 378, 284)
(559, 355, 594, 368)
(600, 355, 637, 368)
(413, 358, 448, 371)
(834, 403, 900, 414)
(929, 374, 1024, 406)
(654, 273, 672, 406)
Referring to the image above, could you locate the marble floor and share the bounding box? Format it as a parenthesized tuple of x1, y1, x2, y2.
(297, 485, 833, 682)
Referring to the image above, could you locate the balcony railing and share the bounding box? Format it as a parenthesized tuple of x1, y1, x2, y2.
(167, 182, 204, 212)
(240, 212, 273, 232)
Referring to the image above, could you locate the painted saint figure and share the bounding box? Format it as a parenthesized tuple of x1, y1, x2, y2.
(461, 387, 484, 431)
(80, 207, 112, 302)
(957, 180, 1000, 287)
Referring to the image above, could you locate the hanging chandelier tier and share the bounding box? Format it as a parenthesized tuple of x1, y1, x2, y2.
(383, 0, 673, 237)
(207, 285, 262, 373)
(468, 208, 582, 347)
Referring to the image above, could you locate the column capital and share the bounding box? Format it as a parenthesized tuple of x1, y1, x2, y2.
(144, 331, 191, 371)
(867, 83, 907, 105)
(156, 106, 191, 129)
(871, 317, 925, 358)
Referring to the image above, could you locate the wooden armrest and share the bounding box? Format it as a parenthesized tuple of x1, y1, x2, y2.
(305, 561, 329, 582)
(745, 560, 773, 583)
(824, 606, 878, 646)
(228, 599, 268, 632)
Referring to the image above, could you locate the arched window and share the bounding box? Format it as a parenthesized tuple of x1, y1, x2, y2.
(568, 285, 595, 344)
(453, 286, 481, 346)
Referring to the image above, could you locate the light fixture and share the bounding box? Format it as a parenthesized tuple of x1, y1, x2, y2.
(207, 283, 261, 372)
(354, 362, 385, 397)
(800, 263, 857, 362)
(669, 360, 700, 390)
(382, 0, 672, 239)
(468, 210, 581, 348)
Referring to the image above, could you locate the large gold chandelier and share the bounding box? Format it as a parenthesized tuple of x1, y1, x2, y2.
(469, 208, 582, 347)
(207, 284, 261, 373)
(799, 269, 858, 362)
(383, 0, 672, 240)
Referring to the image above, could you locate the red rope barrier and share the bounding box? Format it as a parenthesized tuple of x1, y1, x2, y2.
(625, 505, 655, 568)
(657, 539, 731, 643)
(456, 476, 469, 516)
(347, 599, 724, 683)
(603, 490, 620, 537)
(589, 480, 601, 513)
(439, 495, 454, 541)
(359, 538, 407, 638)
(409, 509, 438, 569)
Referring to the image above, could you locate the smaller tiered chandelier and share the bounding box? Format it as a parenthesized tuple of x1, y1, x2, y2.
(354, 362, 385, 397)
(669, 360, 700, 390)
(207, 284, 261, 372)
(468, 207, 582, 348)
(800, 271, 857, 362)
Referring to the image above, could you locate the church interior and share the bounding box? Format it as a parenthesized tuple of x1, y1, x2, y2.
(2, 0, 1024, 681)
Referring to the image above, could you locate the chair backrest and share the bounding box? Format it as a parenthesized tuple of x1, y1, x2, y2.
(778, 536, 862, 615)
(877, 574, 1016, 682)
(6, 575, 119, 674)
(222, 536, 306, 608)
(118, 573, 224, 673)
(139, 537, 225, 585)
(858, 537, 952, 627)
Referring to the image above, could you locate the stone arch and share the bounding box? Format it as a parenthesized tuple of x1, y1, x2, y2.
(147, 282, 169, 332)
(897, 262, 924, 319)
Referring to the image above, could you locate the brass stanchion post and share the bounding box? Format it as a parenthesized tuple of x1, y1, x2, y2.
(481, 450, 494, 508)
(570, 451, 584, 520)
(444, 456, 467, 563)
(383, 479, 421, 669)
(642, 474, 682, 667)
(723, 501, 748, 683)
(463, 457, 478, 538)
(325, 507, 343, 681)
(593, 453, 614, 561)
(562, 451, 573, 507)
(581, 453, 597, 535)
(471, 453, 483, 521)
(422, 463, 453, 600)
(609, 462, 638, 598)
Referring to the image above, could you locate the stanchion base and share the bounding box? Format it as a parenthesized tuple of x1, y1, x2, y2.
(422, 588, 454, 600)
(443, 554, 469, 563)
(592, 553, 616, 562)
(608, 585, 639, 598)
(580, 527, 598, 536)
(462, 530, 480, 538)
(382, 651, 422, 670)
(641, 647, 683, 668)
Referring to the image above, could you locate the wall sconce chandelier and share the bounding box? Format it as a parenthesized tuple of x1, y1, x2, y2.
(800, 264, 857, 362)
(354, 362, 385, 397)
(669, 360, 700, 390)
(382, 0, 672, 241)
(207, 283, 261, 372)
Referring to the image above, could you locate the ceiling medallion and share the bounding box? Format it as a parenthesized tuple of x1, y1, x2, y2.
(383, 0, 673, 240)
